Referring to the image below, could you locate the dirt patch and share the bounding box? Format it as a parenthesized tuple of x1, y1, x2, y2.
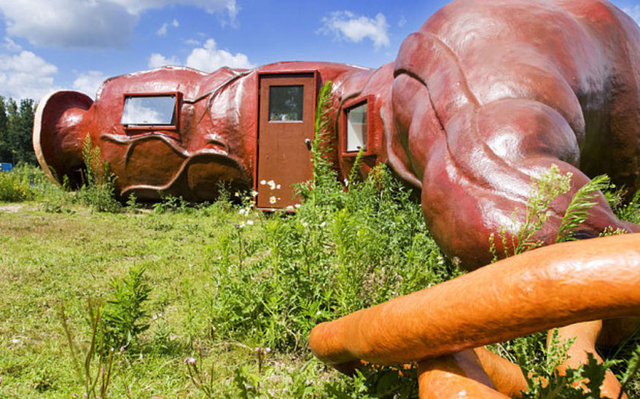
(0, 204, 23, 212)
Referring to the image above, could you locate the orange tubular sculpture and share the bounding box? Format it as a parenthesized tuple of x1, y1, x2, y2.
(310, 234, 640, 397)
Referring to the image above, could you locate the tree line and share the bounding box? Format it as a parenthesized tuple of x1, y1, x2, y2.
(0, 97, 36, 165)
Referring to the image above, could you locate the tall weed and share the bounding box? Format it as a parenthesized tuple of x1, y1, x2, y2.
(76, 135, 121, 213)
(60, 300, 123, 399)
(101, 267, 152, 351)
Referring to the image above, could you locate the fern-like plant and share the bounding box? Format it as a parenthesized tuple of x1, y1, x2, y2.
(490, 164, 572, 260)
(519, 329, 615, 399)
(556, 174, 611, 242)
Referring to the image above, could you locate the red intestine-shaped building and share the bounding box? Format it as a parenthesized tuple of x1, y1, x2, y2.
(33, 61, 392, 209)
(33, 0, 640, 396)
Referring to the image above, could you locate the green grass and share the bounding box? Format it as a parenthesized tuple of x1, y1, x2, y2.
(0, 164, 453, 398)
(0, 202, 330, 398)
(1, 162, 639, 398)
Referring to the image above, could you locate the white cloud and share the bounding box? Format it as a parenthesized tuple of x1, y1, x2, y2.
(3, 38, 21, 52)
(0, 51, 58, 100)
(73, 71, 107, 98)
(147, 39, 253, 72)
(148, 53, 180, 69)
(320, 11, 390, 48)
(185, 39, 254, 72)
(0, 0, 136, 48)
(110, 0, 237, 18)
(157, 19, 180, 36)
(157, 23, 169, 37)
(0, 0, 236, 49)
(623, 5, 640, 26)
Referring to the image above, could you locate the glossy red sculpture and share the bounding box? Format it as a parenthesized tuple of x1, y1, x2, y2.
(33, 0, 640, 396)
(33, 63, 377, 207)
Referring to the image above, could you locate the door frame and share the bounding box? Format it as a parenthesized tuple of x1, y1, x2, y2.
(254, 70, 319, 210)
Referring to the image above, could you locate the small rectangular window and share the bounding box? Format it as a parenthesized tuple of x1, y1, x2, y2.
(346, 102, 367, 152)
(121, 95, 177, 126)
(269, 85, 303, 121)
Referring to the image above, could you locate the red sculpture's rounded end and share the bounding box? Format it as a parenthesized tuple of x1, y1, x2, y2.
(33, 90, 94, 187)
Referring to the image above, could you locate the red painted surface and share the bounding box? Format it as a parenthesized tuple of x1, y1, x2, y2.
(33, 0, 640, 396)
(34, 62, 377, 202)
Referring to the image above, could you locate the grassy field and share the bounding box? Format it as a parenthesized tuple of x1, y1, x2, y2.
(1, 163, 639, 398)
(0, 164, 456, 398)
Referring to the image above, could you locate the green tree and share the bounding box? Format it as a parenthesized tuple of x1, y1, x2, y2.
(16, 99, 36, 164)
(6, 98, 19, 164)
(0, 97, 8, 162)
(4, 98, 36, 165)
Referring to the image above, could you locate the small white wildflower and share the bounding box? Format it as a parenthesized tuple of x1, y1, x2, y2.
(268, 180, 276, 190)
(294, 204, 301, 208)
(265, 347, 271, 353)
(276, 184, 281, 189)
(247, 220, 254, 226)
(319, 221, 326, 228)
(260, 180, 266, 185)
(251, 190, 258, 197)
(344, 178, 349, 187)
(185, 357, 196, 365)
(302, 222, 308, 227)
(234, 191, 240, 197)
(269, 196, 276, 204)
(11, 339, 19, 344)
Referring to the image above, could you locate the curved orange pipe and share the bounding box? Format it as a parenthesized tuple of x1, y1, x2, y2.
(309, 233, 640, 369)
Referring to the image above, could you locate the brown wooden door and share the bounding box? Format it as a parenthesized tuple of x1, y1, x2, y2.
(257, 74, 316, 208)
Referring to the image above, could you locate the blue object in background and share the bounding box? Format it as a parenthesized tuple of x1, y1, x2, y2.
(1, 163, 13, 172)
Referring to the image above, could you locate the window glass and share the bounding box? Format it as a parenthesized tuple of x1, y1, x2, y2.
(269, 86, 303, 121)
(121, 95, 176, 126)
(346, 102, 367, 152)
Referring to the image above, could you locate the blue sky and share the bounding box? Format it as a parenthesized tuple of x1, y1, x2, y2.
(0, 0, 638, 101)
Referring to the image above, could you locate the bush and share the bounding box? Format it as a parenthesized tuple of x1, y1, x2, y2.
(0, 163, 55, 201)
(0, 168, 33, 201)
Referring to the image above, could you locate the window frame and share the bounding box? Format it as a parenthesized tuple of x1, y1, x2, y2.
(340, 96, 374, 157)
(120, 92, 182, 132)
